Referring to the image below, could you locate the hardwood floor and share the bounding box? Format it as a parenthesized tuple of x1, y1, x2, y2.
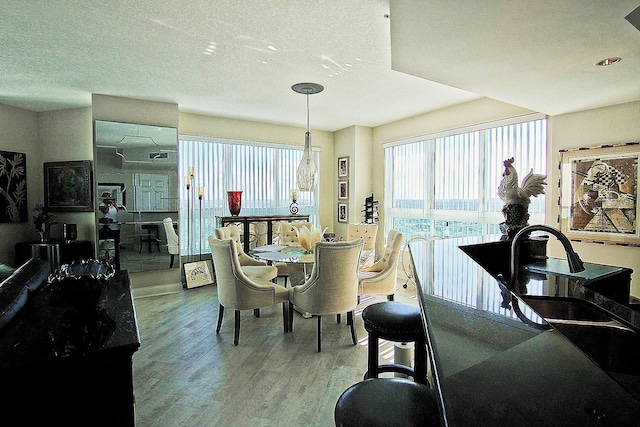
(132, 279, 419, 426)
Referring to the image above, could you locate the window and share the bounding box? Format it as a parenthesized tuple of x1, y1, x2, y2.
(178, 137, 319, 256)
(384, 115, 547, 240)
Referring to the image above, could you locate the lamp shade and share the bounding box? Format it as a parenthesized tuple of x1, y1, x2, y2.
(297, 132, 317, 191)
(292, 82, 323, 192)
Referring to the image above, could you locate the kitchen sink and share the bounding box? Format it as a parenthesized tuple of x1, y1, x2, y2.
(520, 296, 613, 323)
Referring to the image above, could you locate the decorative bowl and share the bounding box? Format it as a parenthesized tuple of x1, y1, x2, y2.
(48, 259, 116, 305)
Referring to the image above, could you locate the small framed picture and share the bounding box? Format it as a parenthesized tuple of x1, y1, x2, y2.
(338, 156, 349, 178)
(338, 203, 348, 223)
(183, 260, 215, 289)
(338, 180, 348, 200)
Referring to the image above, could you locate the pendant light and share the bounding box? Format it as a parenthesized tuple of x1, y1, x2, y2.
(292, 82, 323, 191)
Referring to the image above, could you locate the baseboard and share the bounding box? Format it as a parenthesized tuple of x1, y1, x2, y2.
(133, 282, 183, 298)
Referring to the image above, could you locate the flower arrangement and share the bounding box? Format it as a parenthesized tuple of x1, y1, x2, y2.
(295, 225, 328, 253)
(33, 203, 57, 240)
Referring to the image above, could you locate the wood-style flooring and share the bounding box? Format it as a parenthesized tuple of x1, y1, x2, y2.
(132, 279, 419, 426)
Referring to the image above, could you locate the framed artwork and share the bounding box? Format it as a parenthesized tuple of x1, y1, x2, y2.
(44, 160, 93, 212)
(338, 202, 348, 223)
(97, 182, 126, 207)
(558, 142, 639, 246)
(338, 180, 349, 200)
(338, 156, 349, 178)
(184, 260, 215, 289)
(0, 150, 28, 223)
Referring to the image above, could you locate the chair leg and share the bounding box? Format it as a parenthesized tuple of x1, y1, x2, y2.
(347, 311, 357, 345)
(254, 308, 260, 318)
(282, 302, 289, 333)
(387, 294, 394, 301)
(234, 310, 241, 346)
(288, 303, 294, 332)
(337, 313, 341, 323)
(169, 254, 175, 268)
(317, 315, 322, 352)
(216, 304, 224, 334)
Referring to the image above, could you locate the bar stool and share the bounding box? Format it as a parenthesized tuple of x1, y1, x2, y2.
(334, 378, 441, 427)
(140, 224, 161, 253)
(362, 301, 427, 384)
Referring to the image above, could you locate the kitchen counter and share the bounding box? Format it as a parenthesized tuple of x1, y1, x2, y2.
(409, 235, 640, 426)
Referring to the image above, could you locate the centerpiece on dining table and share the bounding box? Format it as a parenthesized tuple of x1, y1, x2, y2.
(295, 224, 328, 253)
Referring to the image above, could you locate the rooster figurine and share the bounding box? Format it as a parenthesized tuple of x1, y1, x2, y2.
(498, 157, 547, 237)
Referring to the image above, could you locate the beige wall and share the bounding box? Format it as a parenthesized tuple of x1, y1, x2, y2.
(179, 112, 335, 229)
(547, 101, 640, 296)
(39, 108, 94, 242)
(0, 104, 40, 263)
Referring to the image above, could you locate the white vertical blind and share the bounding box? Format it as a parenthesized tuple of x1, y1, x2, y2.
(385, 116, 547, 239)
(178, 137, 319, 256)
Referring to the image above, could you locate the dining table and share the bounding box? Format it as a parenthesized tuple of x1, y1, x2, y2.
(250, 243, 314, 286)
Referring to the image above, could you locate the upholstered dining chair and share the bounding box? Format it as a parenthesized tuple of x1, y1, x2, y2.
(273, 221, 313, 287)
(163, 217, 180, 268)
(288, 239, 364, 352)
(214, 225, 277, 281)
(208, 237, 290, 346)
(347, 222, 379, 268)
(358, 230, 404, 301)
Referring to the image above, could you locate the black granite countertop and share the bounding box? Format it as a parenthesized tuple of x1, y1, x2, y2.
(409, 236, 640, 426)
(0, 271, 140, 370)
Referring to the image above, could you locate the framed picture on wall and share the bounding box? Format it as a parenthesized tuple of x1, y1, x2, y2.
(0, 150, 28, 223)
(338, 202, 348, 223)
(44, 160, 93, 212)
(558, 141, 639, 246)
(338, 156, 349, 178)
(338, 180, 348, 200)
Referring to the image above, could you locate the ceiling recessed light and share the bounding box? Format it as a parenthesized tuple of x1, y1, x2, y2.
(596, 57, 621, 66)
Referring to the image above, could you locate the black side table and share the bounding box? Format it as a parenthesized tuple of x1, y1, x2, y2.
(15, 240, 94, 271)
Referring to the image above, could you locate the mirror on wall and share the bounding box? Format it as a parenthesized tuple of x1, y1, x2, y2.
(94, 120, 179, 273)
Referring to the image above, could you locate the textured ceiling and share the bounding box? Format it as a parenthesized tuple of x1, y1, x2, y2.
(0, 1, 638, 132)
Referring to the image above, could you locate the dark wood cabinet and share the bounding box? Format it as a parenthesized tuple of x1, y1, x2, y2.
(0, 271, 140, 426)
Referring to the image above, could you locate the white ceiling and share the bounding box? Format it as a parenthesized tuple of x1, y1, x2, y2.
(0, 1, 638, 132)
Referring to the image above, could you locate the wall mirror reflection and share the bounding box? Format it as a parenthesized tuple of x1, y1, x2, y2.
(94, 120, 179, 273)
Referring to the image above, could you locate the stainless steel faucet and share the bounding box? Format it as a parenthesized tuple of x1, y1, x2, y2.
(510, 225, 585, 282)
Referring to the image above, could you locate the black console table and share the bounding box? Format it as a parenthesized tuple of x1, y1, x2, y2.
(0, 271, 140, 426)
(215, 214, 310, 253)
(15, 240, 94, 271)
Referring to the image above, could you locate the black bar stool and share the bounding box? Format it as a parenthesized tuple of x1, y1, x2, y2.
(334, 377, 441, 427)
(362, 301, 427, 384)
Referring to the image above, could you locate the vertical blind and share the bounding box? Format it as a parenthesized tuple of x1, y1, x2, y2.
(178, 137, 319, 256)
(384, 115, 547, 239)
(386, 115, 547, 316)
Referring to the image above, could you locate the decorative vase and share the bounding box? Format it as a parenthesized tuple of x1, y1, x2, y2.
(40, 222, 52, 242)
(227, 191, 243, 216)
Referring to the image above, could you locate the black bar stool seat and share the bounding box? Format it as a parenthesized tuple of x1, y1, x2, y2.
(334, 378, 441, 427)
(362, 301, 427, 384)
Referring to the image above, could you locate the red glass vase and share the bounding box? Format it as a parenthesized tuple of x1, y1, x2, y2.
(227, 191, 243, 216)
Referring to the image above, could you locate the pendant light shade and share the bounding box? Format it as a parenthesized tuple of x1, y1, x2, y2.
(292, 82, 323, 191)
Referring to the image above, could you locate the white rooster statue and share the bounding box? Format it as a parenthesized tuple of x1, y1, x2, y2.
(498, 157, 547, 237)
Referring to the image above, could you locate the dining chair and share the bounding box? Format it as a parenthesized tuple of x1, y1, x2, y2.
(208, 237, 290, 345)
(162, 217, 180, 268)
(358, 230, 404, 301)
(288, 239, 364, 352)
(347, 222, 379, 268)
(214, 225, 277, 281)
